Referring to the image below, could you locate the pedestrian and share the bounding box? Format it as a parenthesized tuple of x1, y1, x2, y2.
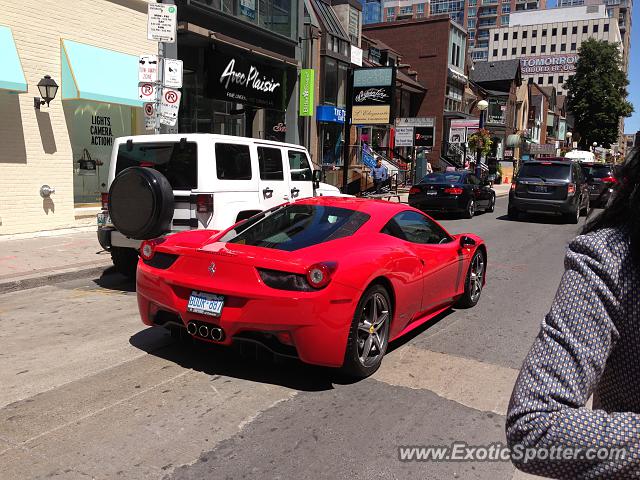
(506, 148, 640, 478)
(426, 161, 433, 174)
(371, 157, 388, 193)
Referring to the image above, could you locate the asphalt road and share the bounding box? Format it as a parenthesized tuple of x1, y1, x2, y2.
(0, 197, 592, 480)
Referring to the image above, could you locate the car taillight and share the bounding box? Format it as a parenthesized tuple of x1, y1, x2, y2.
(101, 192, 109, 209)
(196, 194, 213, 213)
(258, 269, 312, 291)
(568, 183, 576, 194)
(602, 176, 617, 184)
(444, 187, 463, 195)
(306, 263, 333, 289)
(510, 182, 516, 191)
(409, 187, 421, 195)
(139, 238, 164, 261)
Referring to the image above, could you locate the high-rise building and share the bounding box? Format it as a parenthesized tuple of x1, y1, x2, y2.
(362, 0, 383, 23)
(467, 0, 547, 61)
(382, 0, 429, 21)
(556, 0, 631, 70)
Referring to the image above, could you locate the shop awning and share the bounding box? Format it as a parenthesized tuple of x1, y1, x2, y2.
(61, 40, 142, 107)
(0, 26, 27, 92)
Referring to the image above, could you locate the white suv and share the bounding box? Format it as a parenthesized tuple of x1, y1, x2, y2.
(97, 133, 342, 277)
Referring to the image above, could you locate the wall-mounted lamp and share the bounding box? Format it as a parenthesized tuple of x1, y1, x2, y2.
(34, 75, 59, 109)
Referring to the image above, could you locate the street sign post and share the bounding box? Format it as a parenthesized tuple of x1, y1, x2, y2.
(163, 58, 183, 89)
(138, 55, 158, 83)
(147, 3, 177, 43)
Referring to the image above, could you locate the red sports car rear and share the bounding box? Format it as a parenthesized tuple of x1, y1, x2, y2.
(136, 197, 486, 377)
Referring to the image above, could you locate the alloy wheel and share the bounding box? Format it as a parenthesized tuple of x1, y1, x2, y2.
(469, 253, 485, 303)
(468, 200, 475, 218)
(356, 292, 389, 368)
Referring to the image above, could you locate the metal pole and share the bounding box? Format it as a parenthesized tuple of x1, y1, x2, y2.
(341, 68, 353, 193)
(475, 110, 484, 177)
(155, 41, 164, 135)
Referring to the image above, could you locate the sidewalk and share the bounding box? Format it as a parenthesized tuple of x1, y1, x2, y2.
(0, 229, 112, 294)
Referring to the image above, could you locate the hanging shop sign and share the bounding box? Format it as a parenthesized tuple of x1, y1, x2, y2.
(299, 69, 314, 117)
(449, 127, 467, 144)
(395, 126, 414, 147)
(520, 54, 579, 75)
(487, 97, 507, 125)
(351, 67, 395, 125)
(451, 118, 479, 139)
(207, 46, 295, 111)
(316, 105, 345, 124)
(414, 127, 435, 148)
(350, 46, 363, 67)
(147, 3, 177, 43)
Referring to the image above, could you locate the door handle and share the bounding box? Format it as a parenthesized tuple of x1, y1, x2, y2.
(262, 187, 273, 199)
(291, 187, 300, 198)
(420, 258, 425, 265)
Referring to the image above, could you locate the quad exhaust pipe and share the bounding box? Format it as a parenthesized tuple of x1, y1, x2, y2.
(187, 321, 224, 342)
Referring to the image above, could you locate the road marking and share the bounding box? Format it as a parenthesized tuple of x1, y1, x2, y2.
(373, 345, 519, 416)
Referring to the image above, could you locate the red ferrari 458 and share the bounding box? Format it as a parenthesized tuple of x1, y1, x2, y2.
(136, 197, 486, 377)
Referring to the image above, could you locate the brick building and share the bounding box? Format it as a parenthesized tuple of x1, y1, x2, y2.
(364, 16, 468, 170)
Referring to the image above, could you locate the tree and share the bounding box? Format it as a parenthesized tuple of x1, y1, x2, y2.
(565, 38, 633, 149)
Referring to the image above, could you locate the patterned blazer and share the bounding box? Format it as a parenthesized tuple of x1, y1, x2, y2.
(506, 226, 640, 479)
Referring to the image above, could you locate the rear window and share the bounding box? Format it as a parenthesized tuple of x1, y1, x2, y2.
(583, 165, 614, 179)
(116, 142, 197, 190)
(220, 204, 370, 251)
(421, 173, 464, 184)
(518, 163, 570, 181)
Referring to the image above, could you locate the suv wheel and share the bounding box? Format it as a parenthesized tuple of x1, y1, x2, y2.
(111, 247, 138, 279)
(566, 204, 580, 224)
(580, 196, 590, 216)
(486, 195, 496, 213)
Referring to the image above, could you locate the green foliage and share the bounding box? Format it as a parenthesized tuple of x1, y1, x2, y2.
(565, 39, 633, 148)
(468, 129, 493, 157)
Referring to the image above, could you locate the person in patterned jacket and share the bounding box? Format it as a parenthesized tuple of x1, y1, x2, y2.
(506, 149, 640, 479)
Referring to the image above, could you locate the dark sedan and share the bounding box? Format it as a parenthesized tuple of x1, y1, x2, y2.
(408, 171, 496, 218)
(580, 163, 618, 207)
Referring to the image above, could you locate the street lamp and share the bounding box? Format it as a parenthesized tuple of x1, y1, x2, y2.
(592, 141, 597, 153)
(34, 75, 59, 110)
(566, 131, 573, 150)
(476, 100, 489, 177)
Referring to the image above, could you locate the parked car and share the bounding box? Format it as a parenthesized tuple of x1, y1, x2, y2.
(97, 134, 343, 277)
(136, 196, 486, 378)
(408, 171, 496, 218)
(508, 159, 590, 223)
(580, 163, 618, 207)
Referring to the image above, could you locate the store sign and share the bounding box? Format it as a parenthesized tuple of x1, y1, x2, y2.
(351, 67, 395, 125)
(147, 3, 177, 43)
(207, 48, 293, 111)
(449, 127, 466, 144)
(299, 69, 314, 117)
(163, 58, 183, 89)
(415, 127, 435, 148)
(487, 98, 507, 125)
(90, 115, 113, 146)
(395, 127, 414, 147)
(350, 45, 363, 67)
(396, 117, 435, 127)
(520, 54, 579, 74)
(525, 143, 557, 155)
(138, 55, 158, 82)
(316, 105, 345, 124)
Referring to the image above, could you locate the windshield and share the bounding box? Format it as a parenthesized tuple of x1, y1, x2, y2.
(421, 173, 464, 184)
(116, 142, 197, 190)
(518, 163, 570, 181)
(219, 204, 370, 251)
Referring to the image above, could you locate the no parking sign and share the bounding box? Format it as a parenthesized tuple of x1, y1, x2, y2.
(160, 88, 181, 126)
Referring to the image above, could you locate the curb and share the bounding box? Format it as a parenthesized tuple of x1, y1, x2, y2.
(0, 264, 113, 295)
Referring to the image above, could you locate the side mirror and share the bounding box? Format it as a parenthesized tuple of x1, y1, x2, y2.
(459, 235, 476, 248)
(312, 169, 322, 188)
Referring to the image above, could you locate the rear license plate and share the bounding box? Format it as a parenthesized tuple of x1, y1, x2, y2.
(187, 291, 224, 316)
(426, 191, 437, 196)
(97, 212, 111, 227)
(533, 185, 548, 193)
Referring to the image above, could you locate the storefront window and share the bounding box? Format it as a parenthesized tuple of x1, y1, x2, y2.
(337, 63, 348, 108)
(190, 0, 297, 40)
(320, 123, 343, 166)
(323, 57, 338, 105)
(63, 100, 138, 205)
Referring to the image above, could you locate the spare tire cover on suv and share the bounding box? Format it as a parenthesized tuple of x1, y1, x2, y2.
(108, 167, 174, 240)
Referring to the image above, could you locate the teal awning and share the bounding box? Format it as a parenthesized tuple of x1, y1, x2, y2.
(0, 26, 27, 92)
(62, 40, 142, 107)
